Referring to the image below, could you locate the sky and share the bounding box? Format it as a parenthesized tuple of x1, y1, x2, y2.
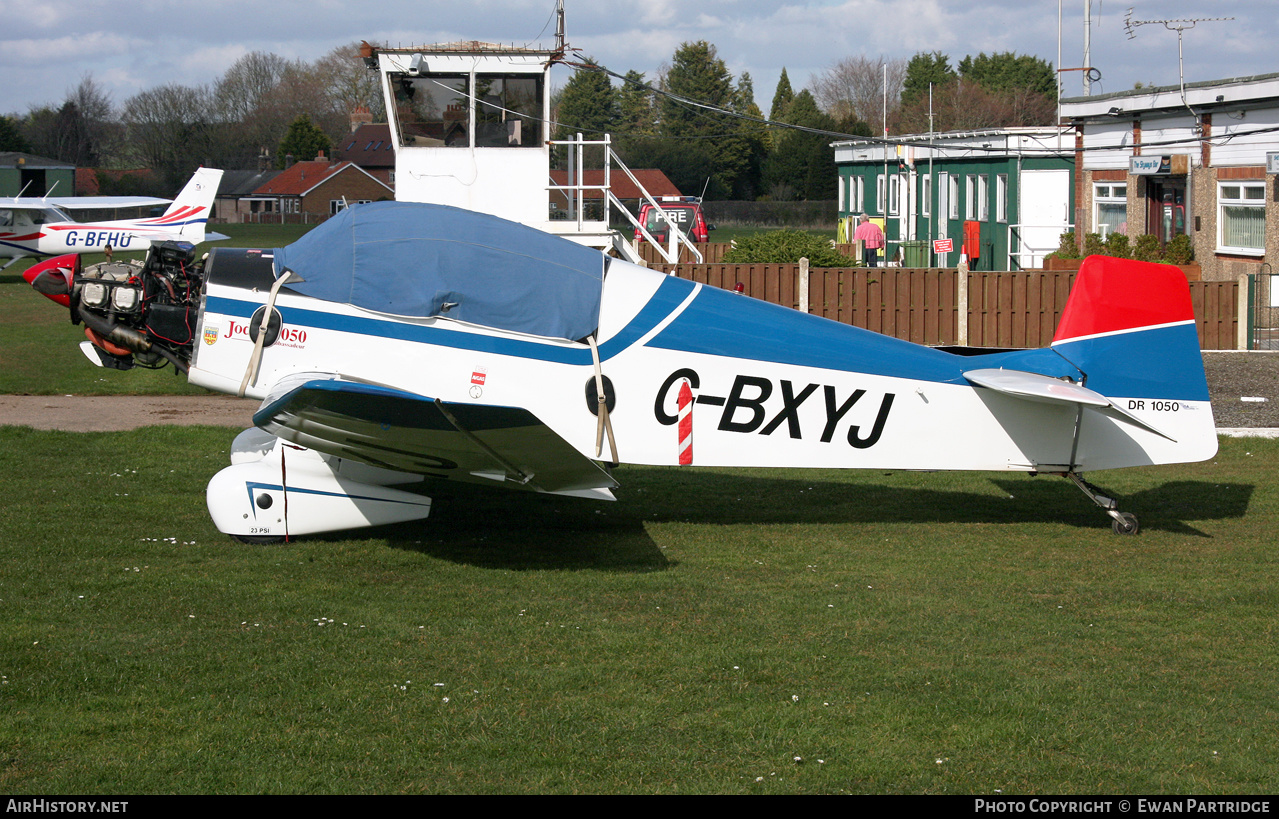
(0, 0, 1271, 120)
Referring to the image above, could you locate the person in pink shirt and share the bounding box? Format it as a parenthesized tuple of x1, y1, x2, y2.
(853, 215, 885, 267)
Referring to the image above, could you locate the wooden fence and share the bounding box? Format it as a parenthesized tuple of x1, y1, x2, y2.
(650, 263, 1241, 350)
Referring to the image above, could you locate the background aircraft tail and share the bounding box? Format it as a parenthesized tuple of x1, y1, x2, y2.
(156, 167, 224, 243)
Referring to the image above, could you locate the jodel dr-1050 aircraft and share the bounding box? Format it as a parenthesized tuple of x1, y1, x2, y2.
(2, 167, 224, 270)
(23, 200, 1217, 540)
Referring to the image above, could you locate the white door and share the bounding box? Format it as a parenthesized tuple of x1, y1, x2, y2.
(1017, 169, 1070, 270)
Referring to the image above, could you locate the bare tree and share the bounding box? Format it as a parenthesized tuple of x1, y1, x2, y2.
(21, 74, 120, 167)
(123, 83, 217, 189)
(811, 55, 906, 127)
(893, 78, 1057, 134)
(313, 42, 386, 128)
(212, 52, 297, 165)
(214, 52, 292, 123)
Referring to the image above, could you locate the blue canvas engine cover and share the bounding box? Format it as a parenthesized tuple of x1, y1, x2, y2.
(272, 201, 606, 341)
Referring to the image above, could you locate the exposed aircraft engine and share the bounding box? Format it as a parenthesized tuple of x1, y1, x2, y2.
(70, 241, 204, 373)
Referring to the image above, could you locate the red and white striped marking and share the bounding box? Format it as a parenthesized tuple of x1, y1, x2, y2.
(677, 378, 693, 465)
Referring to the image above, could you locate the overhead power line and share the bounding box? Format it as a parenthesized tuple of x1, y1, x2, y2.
(561, 58, 1279, 155)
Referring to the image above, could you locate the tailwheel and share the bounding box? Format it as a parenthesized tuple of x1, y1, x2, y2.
(1111, 512, 1139, 536)
(1066, 471, 1141, 536)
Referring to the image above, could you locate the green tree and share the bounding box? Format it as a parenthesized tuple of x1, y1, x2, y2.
(895, 50, 1057, 133)
(0, 115, 29, 152)
(661, 41, 735, 137)
(659, 41, 741, 198)
(276, 114, 331, 167)
(901, 51, 956, 107)
(762, 90, 838, 200)
(617, 70, 657, 136)
(554, 59, 618, 140)
(958, 52, 1055, 96)
(621, 139, 718, 198)
(727, 71, 768, 199)
(769, 68, 794, 121)
(553, 59, 618, 168)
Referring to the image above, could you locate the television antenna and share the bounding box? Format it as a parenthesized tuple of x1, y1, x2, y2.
(1124, 9, 1233, 117)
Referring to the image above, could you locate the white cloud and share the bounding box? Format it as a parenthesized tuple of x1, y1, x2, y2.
(0, 0, 1270, 117)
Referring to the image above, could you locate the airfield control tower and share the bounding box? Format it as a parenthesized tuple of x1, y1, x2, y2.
(364, 40, 696, 264)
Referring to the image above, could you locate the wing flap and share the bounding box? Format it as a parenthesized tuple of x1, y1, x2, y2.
(254, 376, 617, 496)
(964, 367, 1176, 442)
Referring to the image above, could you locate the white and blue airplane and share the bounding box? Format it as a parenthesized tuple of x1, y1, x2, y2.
(23, 201, 1217, 540)
(1, 167, 224, 270)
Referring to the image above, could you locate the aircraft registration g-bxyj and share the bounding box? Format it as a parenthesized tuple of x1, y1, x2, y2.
(23, 200, 1217, 540)
(1, 167, 224, 270)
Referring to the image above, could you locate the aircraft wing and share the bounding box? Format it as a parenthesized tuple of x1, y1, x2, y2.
(9, 196, 172, 209)
(252, 374, 618, 499)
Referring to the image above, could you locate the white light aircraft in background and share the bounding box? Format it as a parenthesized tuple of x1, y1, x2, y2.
(23, 201, 1217, 541)
(1, 167, 225, 270)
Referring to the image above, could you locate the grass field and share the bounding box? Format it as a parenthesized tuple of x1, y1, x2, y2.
(0, 424, 1275, 794)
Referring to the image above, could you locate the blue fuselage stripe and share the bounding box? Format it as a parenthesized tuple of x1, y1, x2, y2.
(206, 275, 695, 366)
(644, 283, 977, 383)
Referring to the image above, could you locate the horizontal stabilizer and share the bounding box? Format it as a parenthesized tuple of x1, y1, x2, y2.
(964, 368, 1108, 407)
(964, 368, 1176, 442)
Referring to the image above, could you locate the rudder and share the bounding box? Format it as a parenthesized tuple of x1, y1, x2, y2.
(158, 168, 224, 242)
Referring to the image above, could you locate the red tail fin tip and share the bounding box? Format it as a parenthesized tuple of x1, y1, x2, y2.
(1052, 255, 1195, 345)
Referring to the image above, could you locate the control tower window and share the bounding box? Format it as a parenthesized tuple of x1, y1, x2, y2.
(391, 72, 542, 148)
(393, 74, 471, 147)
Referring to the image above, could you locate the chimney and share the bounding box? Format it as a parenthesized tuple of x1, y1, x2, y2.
(349, 105, 372, 133)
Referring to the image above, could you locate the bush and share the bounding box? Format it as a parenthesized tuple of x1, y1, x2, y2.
(1050, 231, 1081, 260)
(1133, 233, 1161, 262)
(1083, 233, 1107, 257)
(1104, 232, 1132, 259)
(722, 229, 851, 267)
(1164, 234, 1195, 265)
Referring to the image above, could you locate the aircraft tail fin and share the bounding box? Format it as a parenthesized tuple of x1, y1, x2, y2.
(157, 168, 224, 242)
(1046, 255, 1215, 464)
(1052, 255, 1197, 345)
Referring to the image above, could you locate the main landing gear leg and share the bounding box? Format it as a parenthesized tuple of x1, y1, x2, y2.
(1066, 472, 1139, 535)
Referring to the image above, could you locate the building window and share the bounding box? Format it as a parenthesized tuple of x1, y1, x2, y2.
(331, 199, 347, 216)
(393, 73, 470, 146)
(390, 72, 543, 148)
(977, 175, 989, 221)
(854, 177, 864, 213)
(1218, 182, 1265, 254)
(921, 175, 931, 218)
(949, 175, 959, 219)
(965, 175, 976, 220)
(1094, 183, 1127, 237)
(876, 174, 885, 215)
(996, 174, 1008, 222)
(889, 175, 900, 215)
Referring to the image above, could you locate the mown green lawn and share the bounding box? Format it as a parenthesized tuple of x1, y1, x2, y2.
(1, 425, 1274, 794)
